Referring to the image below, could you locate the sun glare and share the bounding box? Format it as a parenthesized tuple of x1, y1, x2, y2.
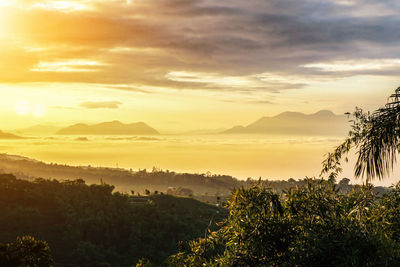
(15, 102, 47, 117)
(15, 101, 30, 116)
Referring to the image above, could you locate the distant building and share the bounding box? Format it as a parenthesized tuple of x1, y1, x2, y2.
(167, 187, 193, 197)
(167, 187, 177, 195)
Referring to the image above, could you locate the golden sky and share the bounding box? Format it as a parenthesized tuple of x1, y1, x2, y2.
(1, 0, 400, 131)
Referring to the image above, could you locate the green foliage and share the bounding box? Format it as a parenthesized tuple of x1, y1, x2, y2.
(322, 86, 400, 180)
(135, 258, 153, 267)
(170, 179, 400, 266)
(0, 174, 225, 266)
(0, 235, 54, 267)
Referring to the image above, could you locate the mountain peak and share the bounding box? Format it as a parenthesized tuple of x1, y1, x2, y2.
(222, 109, 349, 136)
(313, 110, 335, 116)
(275, 111, 305, 118)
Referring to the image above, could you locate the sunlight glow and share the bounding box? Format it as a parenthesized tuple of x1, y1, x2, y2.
(32, 1, 89, 12)
(166, 71, 258, 87)
(166, 71, 314, 89)
(30, 60, 105, 72)
(0, 0, 14, 7)
(15, 101, 30, 116)
(302, 59, 400, 72)
(0, 2, 12, 38)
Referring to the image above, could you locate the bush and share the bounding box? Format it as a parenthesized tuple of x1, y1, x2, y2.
(169, 179, 400, 266)
(0, 236, 54, 267)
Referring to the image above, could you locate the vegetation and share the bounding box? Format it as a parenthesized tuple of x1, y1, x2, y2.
(0, 153, 385, 201)
(322, 87, 400, 181)
(2, 173, 398, 266)
(0, 154, 243, 195)
(0, 236, 54, 266)
(0, 174, 225, 266)
(169, 179, 400, 266)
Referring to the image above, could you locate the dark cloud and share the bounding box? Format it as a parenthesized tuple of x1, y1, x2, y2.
(79, 101, 122, 109)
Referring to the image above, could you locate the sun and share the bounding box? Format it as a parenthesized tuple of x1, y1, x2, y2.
(15, 101, 30, 116)
(15, 102, 47, 117)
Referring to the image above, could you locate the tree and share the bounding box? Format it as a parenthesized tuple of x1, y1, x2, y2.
(0, 236, 54, 267)
(169, 180, 400, 266)
(322, 86, 400, 181)
(338, 178, 350, 187)
(135, 258, 152, 267)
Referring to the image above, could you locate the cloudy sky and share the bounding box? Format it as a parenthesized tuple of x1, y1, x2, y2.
(0, 0, 399, 131)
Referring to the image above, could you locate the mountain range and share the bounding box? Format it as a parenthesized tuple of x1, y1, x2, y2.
(57, 121, 159, 135)
(222, 110, 349, 136)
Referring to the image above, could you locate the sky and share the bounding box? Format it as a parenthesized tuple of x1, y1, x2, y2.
(0, 0, 400, 132)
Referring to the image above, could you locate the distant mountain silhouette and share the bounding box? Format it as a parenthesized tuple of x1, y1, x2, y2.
(0, 130, 24, 139)
(222, 110, 349, 136)
(57, 121, 159, 135)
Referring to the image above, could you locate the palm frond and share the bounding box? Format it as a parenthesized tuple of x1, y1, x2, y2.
(322, 86, 400, 181)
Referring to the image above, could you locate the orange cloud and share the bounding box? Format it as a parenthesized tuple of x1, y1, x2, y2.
(79, 101, 122, 109)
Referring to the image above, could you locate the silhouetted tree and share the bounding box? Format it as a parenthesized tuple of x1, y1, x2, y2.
(322, 86, 400, 181)
(338, 178, 351, 186)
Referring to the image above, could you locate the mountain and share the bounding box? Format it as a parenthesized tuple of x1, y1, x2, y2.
(0, 130, 24, 139)
(1, 153, 39, 162)
(222, 110, 349, 136)
(57, 121, 159, 135)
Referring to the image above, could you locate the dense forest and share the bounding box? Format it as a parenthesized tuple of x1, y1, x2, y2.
(2, 174, 400, 266)
(0, 174, 226, 266)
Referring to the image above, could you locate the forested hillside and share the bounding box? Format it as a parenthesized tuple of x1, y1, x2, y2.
(0, 154, 387, 198)
(0, 174, 226, 266)
(1, 174, 398, 267)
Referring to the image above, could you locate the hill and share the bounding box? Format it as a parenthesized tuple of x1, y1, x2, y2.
(0, 130, 24, 139)
(0, 174, 226, 266)
(223, 110, 349, 136)
(0, 153, 388, 198)
(57, 120, 159, 135)
(0, 153, 242, 195)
